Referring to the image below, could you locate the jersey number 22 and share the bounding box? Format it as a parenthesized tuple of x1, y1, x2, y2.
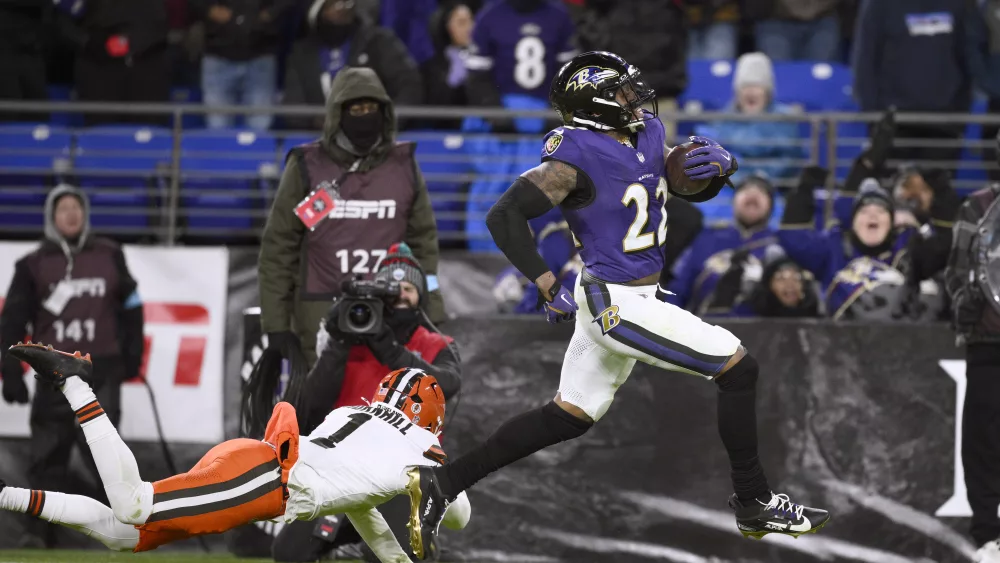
(622, 181, 668, 253)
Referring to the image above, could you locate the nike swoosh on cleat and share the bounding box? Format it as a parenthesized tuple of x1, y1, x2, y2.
(788, 515, 812, 533)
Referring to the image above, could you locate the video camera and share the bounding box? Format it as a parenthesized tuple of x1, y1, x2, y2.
(336, 278, 401, 335)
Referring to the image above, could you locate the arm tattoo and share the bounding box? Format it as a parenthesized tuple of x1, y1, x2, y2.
(522, 161, 577, 206)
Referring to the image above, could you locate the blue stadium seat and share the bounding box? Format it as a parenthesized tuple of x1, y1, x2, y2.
(680, 61, 735, 111)
(957, 98, 989, 194)
(73, 125, 173, 229)
(47, 86, 82, 127)
(0, 124, 73, 230)
(773, 63, 856, 111)
(403, 131, 471, 245)
(180, 130, 278, 232)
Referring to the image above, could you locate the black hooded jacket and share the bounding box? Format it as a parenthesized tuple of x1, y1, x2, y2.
(282, 10, 422, 127)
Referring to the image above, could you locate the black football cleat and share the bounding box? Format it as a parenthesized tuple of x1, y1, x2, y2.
(7, 342, 92, 387)
(730, 492, 830, 540)
(405, 466, 451, 560)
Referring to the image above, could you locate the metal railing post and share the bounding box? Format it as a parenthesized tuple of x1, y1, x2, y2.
(823, 116, 838, 228)
(165, 108, 183, 246)
(809, 116, 821, 165)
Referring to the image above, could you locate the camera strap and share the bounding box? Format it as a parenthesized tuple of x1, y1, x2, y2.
(293, 159, 362, 231)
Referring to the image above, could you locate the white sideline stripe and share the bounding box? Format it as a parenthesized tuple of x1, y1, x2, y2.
(619, 491, 915, 563)
(532, 527, 712, 563)
(152, 467, 281, 513)
(463, 549, 560, 562)
(821, 479, 977, 560)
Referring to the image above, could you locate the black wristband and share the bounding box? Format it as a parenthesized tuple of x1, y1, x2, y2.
(486, 177, 554, 282)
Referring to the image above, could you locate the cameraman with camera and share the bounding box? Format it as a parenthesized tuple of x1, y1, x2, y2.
(945, 170, 1000, 561)
(270, 243, 459, 563)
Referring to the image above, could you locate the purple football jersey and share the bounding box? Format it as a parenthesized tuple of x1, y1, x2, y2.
(541, 115, 668, 283)
(468, 0, 577, 99)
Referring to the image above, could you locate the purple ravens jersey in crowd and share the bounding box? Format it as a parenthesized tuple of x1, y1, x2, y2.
(468, 0, 577, 99)
(540, 113, 669, 284)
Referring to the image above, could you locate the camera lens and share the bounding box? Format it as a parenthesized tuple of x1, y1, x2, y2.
(348, 302, 376, 332)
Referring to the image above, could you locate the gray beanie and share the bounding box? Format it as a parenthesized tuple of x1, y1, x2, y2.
(373, 242, 427, 302)
(733, 52, 775, 93)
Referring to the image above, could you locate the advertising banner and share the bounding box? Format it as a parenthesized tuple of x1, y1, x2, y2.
(0, 242, 228, 443)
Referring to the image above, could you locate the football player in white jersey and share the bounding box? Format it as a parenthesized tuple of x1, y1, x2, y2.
(0, 343, 470, 563)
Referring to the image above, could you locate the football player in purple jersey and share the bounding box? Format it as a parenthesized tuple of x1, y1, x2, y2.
(404, 51, 831, 560)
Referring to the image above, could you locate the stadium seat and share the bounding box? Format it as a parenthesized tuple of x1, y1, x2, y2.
(46, 85, 82, 127)
(180, 129, 279, 233)
(73, 125, 173, 230)
(773, 63, 856, 111)
(0, 124, 73, 230)
(403, 131, 471, 246)
(680, 60, 735, 111)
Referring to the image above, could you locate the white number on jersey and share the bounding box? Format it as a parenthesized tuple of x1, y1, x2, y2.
(514, 36, 546, 90)
(52, 318, 96, 343)
(621, 181, 669, 253)
(335, 249, 388, 274)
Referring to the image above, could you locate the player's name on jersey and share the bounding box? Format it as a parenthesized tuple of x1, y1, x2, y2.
(347, 403, 415, 435)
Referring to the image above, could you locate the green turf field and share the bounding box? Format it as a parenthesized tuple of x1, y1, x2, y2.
(0, 551, 361, 563)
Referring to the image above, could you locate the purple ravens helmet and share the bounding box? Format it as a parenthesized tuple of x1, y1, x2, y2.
(549, 51, 657, 132)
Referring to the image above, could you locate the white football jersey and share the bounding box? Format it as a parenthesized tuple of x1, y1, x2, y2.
(283, 402, 443, 521)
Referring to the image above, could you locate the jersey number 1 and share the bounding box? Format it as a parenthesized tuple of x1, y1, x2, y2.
(310, 413, 372, 449)
(622, 182, 668, 253)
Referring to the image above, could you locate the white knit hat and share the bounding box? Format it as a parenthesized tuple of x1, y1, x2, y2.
(733, 52, 775, 93)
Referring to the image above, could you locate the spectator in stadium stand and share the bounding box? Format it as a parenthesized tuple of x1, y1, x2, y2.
(0, 185, 144, 547)
(779, 169, 952, 321)
(0, 0, 51, 121)
(694, 52, 806, 186)
(686, 0, 740, 61)
(270, 244, 459, 563)
(188, 0, 296, 131)
(743, 0, 842, 62)
(56, 0, 171, 126)
(944, 176, 1000, 561)
(259, 67, 445, 369)
(665, 174, 780, 316)
(281, 0, 422, 131)
(465, 0, 578, 108)
(421, 1, 475, 124)
(377, 0, 439, 67)
(853, 0, 975, 167)
(586, 0, 687, 140)
(888, 165, 961, 321)
(965, 0, 1000, 181)
(699, 245, 822, 318)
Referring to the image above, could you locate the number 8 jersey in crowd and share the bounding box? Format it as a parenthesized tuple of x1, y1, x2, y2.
(541, 113, 669, 284)
(284, 401, 449, 522)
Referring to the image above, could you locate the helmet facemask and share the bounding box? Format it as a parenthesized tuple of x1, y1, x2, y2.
(587, 66, 657, 132)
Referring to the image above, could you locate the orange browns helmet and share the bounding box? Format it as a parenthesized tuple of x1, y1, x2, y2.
(372, 368, 446, 435)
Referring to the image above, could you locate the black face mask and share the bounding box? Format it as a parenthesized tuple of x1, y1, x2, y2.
(385, 307, 421, 341)
(316, 19, 356, 46)
(340, 112, 383, 153)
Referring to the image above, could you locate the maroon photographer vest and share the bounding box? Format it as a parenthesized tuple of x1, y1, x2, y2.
(294, 142, 417, 300)
(333, 326, 452, 410)
(22, 240, 123, 356)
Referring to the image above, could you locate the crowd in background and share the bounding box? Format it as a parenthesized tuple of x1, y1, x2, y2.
(0, 0, 996, 330)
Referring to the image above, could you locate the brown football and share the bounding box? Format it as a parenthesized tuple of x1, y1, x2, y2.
(665, 142, 712, 196)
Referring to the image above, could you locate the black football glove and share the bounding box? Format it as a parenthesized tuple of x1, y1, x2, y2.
(362, 323, 400, 365)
